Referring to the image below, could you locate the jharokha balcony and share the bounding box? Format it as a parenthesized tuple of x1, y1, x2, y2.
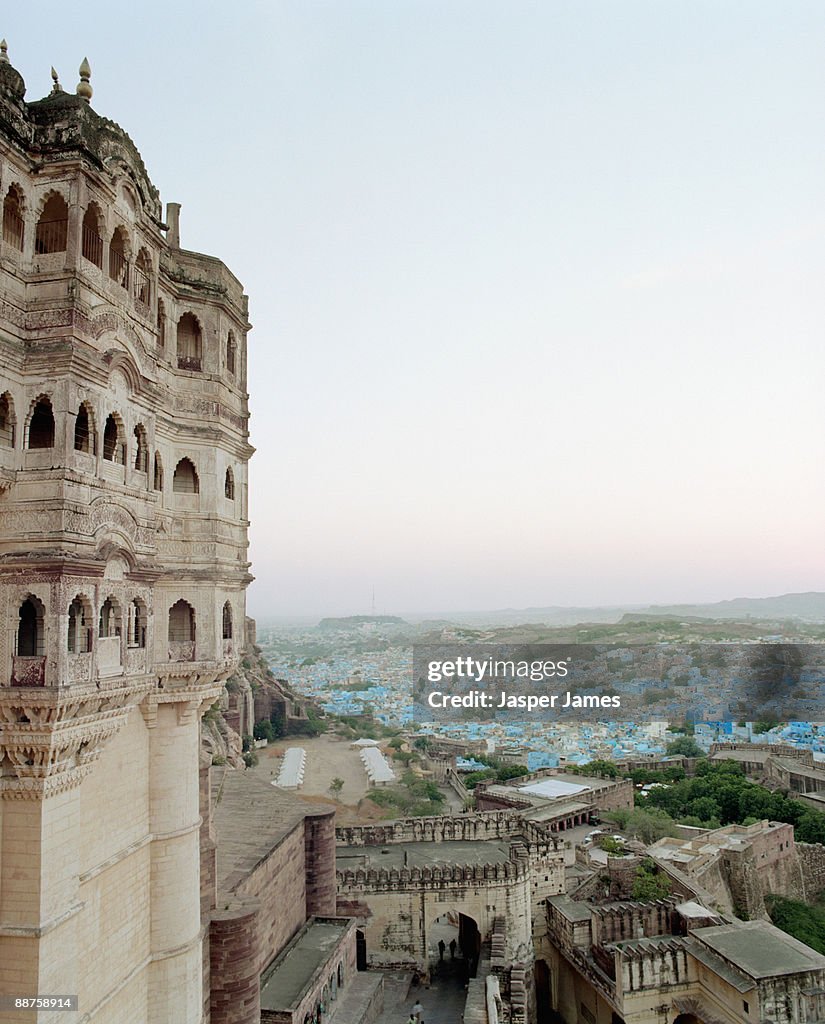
(11, 655, 46, 687)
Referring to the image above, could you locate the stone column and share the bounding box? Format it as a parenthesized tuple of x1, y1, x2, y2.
(145, 698, 204, 1024)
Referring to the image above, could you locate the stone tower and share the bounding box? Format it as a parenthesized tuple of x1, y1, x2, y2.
(0, 47, 252, 1022)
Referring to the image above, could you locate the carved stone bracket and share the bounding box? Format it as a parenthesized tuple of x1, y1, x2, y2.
(0, 679, 151, 799)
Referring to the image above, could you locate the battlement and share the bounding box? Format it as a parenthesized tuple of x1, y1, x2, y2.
(335, 808, 521, 846)
(336, 851, 529, 891)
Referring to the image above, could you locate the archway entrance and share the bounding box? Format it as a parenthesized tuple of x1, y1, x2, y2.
(458, 913, 481, 977)
(674, 1015, 703, 1024)
(356, 929, 367, 972)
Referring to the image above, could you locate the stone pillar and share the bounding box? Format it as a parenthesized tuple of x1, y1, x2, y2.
(146, 699, 204, 1024)
(166, 203, 181, 249)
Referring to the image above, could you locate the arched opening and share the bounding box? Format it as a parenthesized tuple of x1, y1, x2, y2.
(0, 392, 15, 447)
(133, 423, 148, 472)
(226, 332, 236, 376)
(35, 193, 68, 254)
(134, 247, 152, 309)
(356, 930, 367, 972)
(157, 298, 166, 351)
(98, 596, 122, 638)
(127, 598, 147, 649)
(27, 396, 55, 449)
(67, 595, 93, 654)
(534, 960, 551, 1022)
(176, 313, 202, 371)
(17, 596, 45, 656)
(97, 595, 122, 674)
(102, 413, 124, 463)
(81, 203, 103, 267)
(224, 467, 235, 500)
(172, 457, 199, 494)
(73, 402, 96, 454)
(168, 599, 196, 661)
(673, 1016, 704, 1024)
(2, 184, 24, 250)
(153, 451, 163, 491)
(337, 963, 343, 988)
(108, 225, 129, 287)
(222, 601, 233, 640)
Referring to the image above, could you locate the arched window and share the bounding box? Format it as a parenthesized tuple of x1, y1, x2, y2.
(0, 392, 15, 447)
(108, 225, 129, 288)
(35, 193, 68, 254)
(2, 184, 24, 250)
(224, 467, 235, 500)
(168, 600, 196, 661)
(222, 601, 233, 640)
(157, 298, 166, 351)
(176, 313, 202, 372)
(133, 423, 148, 472)
(153, 451, 163, 491)
(98, 596, 122, 638)
(134, 247, 152, 309)
(17, 596, 45, 656)
(172, 457, 199, 494)
(102, 413, 124, 463)
(73, 402, 96, 454)
(127, 598, 147, 649)
(81, 203, 103, 267)
(67, 595, 92, 654)
(27, 396, 54, 449)
(226, 332, 236, 376)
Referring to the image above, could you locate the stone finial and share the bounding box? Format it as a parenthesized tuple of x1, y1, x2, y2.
(0, 39, 8, 64)
(76, 57, 92, 102)
(51, 66, 63, 94)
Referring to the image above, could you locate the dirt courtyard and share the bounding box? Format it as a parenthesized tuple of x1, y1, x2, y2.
(249, 732, 386, 824)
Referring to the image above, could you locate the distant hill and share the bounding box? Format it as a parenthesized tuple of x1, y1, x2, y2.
(317, 615, 408, 630)
(413, 592, 825, 628)
(645, 592, 825, 622)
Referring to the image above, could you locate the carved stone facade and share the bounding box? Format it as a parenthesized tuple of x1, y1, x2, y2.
(0, 47, 251, 1023)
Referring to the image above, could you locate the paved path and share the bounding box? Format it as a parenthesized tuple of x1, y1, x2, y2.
(375, 961, 468, 1024)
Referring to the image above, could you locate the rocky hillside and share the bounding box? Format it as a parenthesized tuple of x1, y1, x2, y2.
(200, 619, 317, 768)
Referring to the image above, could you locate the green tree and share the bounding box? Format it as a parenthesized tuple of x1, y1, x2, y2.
(632, 859, 672, 901)
(666, 737, 703, 758)
(329, 777, 344, 797)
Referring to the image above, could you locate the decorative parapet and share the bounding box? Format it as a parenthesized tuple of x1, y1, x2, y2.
(168, 640, 195, 662)
(335, 809, 563, 851)
(336, 855, 529, 892)
(11, 655, 46, 686)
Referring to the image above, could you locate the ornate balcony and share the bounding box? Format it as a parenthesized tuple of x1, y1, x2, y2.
(11, 655, 46, 687)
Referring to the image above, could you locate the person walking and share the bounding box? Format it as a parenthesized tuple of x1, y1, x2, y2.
(412, 1000, 424, 1022)
(438, 939, 445, 961)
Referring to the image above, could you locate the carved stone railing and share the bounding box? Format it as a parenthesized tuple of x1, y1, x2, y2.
(67, 652, 93, 683)
(11, 655, 46, 687)
(168, 641, 195, 663)
(125, 648, 147, 675)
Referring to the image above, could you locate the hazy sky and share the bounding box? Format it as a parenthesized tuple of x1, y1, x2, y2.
(7, 3, 825, 617)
